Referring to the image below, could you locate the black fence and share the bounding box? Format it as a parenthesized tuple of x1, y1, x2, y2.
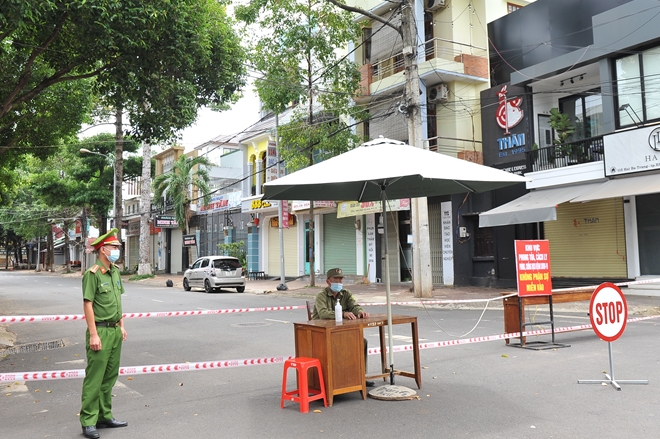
(526, 136, 604, 172)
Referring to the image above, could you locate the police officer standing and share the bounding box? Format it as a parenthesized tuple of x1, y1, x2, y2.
(80, 228, 128, 439)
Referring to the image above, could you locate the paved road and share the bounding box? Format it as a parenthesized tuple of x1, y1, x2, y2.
(1, 271, 659, 438)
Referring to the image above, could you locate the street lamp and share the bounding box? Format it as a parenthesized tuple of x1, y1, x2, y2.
(80, 148, 116, 229)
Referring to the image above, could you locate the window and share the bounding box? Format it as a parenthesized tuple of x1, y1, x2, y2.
(362, 28, 371, 64)
(559, 91, 603, 141)
(507, 3, 522, 13)
(616, 46, 660, 126)
(474, 226, 494, 258)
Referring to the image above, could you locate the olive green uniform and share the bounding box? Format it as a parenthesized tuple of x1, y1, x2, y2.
(80, 261, 124, 427)
(312, 287, 368, 368)
(312, 287, 364, 320)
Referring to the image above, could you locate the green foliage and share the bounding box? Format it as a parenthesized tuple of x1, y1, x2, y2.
(549, 108, 576, 145)
(0, 0, 246, 204)
(237, 0, 366, 165)
(152, 155, 212, 234)
(128, 273, 155, 281)
(217, 240, 247, 268)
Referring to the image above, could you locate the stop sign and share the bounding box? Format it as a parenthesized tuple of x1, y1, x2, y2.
(589, 282, 628, 342)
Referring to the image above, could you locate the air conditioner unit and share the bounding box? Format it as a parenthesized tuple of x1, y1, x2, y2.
(426, 0, 446, 12)
(428, 84, 448, 103)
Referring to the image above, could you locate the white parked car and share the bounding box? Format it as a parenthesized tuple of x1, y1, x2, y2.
(183, 256, 246, 293)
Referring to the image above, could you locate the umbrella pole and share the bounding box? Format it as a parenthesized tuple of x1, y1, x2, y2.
(381, 190, 395, 385)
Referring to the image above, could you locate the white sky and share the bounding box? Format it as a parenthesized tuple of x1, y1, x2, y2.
(80, 87, 261, 152)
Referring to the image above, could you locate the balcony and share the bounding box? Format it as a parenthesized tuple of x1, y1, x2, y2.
(525, 136, 604, 172)
(369, 38, 488, 84)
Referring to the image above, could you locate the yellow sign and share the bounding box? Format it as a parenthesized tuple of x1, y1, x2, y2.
(337, 199, 410, 218)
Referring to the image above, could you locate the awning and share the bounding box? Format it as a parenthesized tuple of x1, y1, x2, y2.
(479, 183, 602, 227)
(571, 172, 660, 203)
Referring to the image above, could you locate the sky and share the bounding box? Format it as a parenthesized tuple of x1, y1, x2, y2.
(79, 86, 262, 152)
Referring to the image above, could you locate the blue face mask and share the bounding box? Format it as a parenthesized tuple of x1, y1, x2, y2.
(330, 283, 343, 293)
(106, 248, 120, 263)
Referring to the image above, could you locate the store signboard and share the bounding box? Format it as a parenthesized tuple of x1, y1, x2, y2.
(199, 191, 241, 214)
(604, 125, 660, 176)
(336, 199, 410, 218)
(154, 215, 178, 228)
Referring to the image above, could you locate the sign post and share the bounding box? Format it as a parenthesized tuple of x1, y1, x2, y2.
(511, 240, 567, 350)
(578, 282, 648, 390)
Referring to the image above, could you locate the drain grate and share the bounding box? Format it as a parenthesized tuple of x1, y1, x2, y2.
(231, 322, 271, 328)
(1, 339, 66, 355)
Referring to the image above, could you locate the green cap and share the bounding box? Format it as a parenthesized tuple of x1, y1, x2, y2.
(326, 268, 344, 278)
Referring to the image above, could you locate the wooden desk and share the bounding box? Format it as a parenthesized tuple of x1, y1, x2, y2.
(294, 314, 421, 406)
(502, 290, 593, 345)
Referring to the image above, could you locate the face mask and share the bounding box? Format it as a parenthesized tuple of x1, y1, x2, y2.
(106, 248, 120, 263)
(330, 283, 343, 293)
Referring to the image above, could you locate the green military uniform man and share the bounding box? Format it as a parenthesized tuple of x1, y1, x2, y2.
(312, 267, 375, 387)
(80, 228, 128, 439)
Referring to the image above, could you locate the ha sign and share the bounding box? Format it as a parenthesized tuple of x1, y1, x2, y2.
(589, 283, 627, 342)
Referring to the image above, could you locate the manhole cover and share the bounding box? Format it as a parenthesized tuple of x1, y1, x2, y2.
(231, 322, 271, 328)
(1, 339, 66, 355)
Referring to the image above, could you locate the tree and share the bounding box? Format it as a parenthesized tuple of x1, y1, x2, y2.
(152, 155, 212, 270)
(0, 0, 246, 203)
(236, 0, 367, 285)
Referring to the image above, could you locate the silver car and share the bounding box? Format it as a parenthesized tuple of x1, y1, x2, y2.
(183, 256, 246, 293)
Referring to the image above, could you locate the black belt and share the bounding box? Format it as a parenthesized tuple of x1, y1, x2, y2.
(95, 321, 120, 327)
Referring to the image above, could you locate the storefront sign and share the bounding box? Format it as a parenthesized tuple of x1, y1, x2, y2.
(281, 200, 289, 229)
(266, 141, 283, 182)
(441, 201, 454, 285)
(291, 200, 336, 211)
(127, 221, 140, 237)
(604, 125, 660, 176)
(515, 240, 552, 296)
(199, 191, 242, 214)
(154, 215, 178, 228)
(480, 82, 532, 172)
(365, 214, 376, 283)
(183, 234, 197, 247)
(336, 199, 410, 218)
(241, 196, 279, 212)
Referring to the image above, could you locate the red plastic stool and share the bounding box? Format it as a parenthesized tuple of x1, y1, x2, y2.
(281, 357, 328, 413)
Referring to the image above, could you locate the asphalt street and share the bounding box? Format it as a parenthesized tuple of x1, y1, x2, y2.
(1, 271, 659, 439)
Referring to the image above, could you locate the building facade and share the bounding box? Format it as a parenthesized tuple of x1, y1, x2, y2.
(478, 0, 660, 288)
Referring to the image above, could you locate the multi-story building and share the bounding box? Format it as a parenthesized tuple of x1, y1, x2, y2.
(478, 0, 660, 291)
(346, 0, 532, 285)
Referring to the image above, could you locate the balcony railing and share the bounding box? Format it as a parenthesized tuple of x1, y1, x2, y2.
(525, 136, 604, 172)
(370, 38, 487, 83)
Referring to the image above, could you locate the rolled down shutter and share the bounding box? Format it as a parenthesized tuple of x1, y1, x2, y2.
(544, 198, 626, 278)
(267, 218, 299, 277)
(323, 215, 357, 274)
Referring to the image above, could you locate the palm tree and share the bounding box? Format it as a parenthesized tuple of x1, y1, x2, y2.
(152, 154, 212, 267)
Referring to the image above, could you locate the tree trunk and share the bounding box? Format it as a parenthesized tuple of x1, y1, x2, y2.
(115, 106, 124, 265)
(63, 220, 71, 272)
(47, 228, 54, 271)
(138, 142, 152, 276)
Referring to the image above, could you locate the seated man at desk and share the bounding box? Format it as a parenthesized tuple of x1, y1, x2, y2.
(312, 267, 374, 387)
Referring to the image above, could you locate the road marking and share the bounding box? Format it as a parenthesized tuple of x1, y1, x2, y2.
(55, 359, 85, 365)
(152, 299, 163, 303)
(265, 319, 289, 324)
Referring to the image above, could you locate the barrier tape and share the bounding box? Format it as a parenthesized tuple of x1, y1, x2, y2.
(3, 315, 658, 383)
(1, 281, 656, 323)
(2, 275, 658, 324)
(0, 355, 293, 383)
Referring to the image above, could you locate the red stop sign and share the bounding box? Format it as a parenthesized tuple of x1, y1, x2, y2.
(589, 282, 628, 342)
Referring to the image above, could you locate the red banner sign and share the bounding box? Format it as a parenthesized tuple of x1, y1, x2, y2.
(514, 240, 552, 296)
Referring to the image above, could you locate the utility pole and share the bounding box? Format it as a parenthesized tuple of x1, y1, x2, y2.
(275, 113, 287, 291)
(401, 0, 433, 298)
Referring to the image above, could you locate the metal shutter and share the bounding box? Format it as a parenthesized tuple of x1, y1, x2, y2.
(323, 215, 357, 275)
(544, 198, 626, 278)
(267, 219, 299, 277)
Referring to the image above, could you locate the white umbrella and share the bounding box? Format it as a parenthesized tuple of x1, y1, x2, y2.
(263, 137, 529, 386)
